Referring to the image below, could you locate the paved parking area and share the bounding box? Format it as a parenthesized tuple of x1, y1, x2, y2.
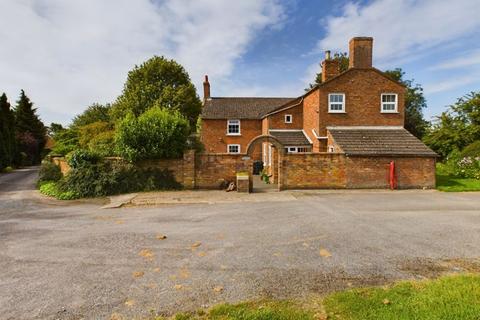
(1, 168, 480, 319)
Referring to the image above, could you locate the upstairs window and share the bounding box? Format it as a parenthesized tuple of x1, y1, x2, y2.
(227, 144, 240, 154)
(227, 120, 240, 135)
(381, 93, 398, 113)
(328, 93, 345, 113)
(285, 114, 292, 123)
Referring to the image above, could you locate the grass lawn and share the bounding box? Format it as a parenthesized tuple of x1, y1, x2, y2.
(436, 163, 480, 192)
(323, 274, 480, 320)
(162, 274, 480, 320)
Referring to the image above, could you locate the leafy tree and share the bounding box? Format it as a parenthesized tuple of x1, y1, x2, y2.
(71, 103, 111, 128)
(48, 123, 65, 137)
(384, 68, 429, 139)
(424, 91, 480, 158)
(50, 127, 79, 156)
(110, 56, 202, 128)
(307, 52, 349, 90)
(115, 107, 190, 161)
(78, 121, 112, 148)
(76, 121, 115, 156)
(0, 93, 16, 169)
(14, 90, 46, 164)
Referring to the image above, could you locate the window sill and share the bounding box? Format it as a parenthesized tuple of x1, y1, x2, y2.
(381, 111, 399, 114)
(226, 133, 242, 136)
(328, 111, 346, 114)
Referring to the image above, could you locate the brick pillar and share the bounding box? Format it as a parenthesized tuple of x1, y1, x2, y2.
(278, 152, 284, 191)
(183, 149, 196, 189)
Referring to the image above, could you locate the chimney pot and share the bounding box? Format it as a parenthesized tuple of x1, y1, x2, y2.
(325, 50, 331, 60)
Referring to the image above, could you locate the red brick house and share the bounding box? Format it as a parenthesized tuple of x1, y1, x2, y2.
(200, 37, 437, 189)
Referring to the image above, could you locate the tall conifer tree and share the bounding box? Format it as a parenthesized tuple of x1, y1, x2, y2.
(0, 93, 16, 168)
(14, 90, 46, 164)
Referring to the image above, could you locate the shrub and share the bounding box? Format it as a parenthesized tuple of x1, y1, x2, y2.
(38, 161, 62, 183)
(115, 107, 190, 162)
(445, 150, 480, 180)
(39, 181, 79, 200)
(455, 156, 480, 179)
(87, 130, 116, 156)
(51, 128, 79, 156)
(78, 121, 112, 148)
(2, 166, 13, 173)
(59, 161, 181, 198)
(461, 141, 480, 158)
(67, 149, 100, 169)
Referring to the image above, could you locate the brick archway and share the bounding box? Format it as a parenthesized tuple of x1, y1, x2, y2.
(245, 134, 284, 191)
(245, 134, 285, 157)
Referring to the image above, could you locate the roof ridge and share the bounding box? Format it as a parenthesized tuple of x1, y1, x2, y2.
(210, 96, 296, 99)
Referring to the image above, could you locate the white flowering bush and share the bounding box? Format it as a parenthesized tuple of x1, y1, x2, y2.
(454, 156, 480, 179)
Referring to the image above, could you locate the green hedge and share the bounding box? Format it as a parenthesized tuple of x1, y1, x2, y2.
(57, 161, 182, 198)
(115, 107, 190, 162)
(38, 161, 63, 184)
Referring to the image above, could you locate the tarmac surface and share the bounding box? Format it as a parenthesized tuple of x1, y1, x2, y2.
(1, 167, 480, 319)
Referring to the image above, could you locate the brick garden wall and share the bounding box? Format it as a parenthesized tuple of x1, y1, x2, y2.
(345, 156, 436, 189)
(51, 151, 435, 190)
(281, 153, 347, 189)
(195, 153, 252, 189)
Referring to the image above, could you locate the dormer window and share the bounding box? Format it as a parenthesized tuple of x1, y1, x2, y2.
(381, 93, 398, 113)
(285, 114, 292, 123)
(328, 93, 345, 113)
(227, 120, 240, 135)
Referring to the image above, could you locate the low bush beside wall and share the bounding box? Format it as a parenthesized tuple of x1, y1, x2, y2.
(39, 151, 182, 200)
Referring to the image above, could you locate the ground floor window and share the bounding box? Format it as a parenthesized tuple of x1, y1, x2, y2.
(285, 146, 309, 153)
(227, 144, 240, 154)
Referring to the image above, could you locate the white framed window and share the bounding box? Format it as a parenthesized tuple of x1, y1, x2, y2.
(328, 93, 345, 113)
(227, 144, 240, 154)
(285, 114, 292, 123)
(227, 119, 241, 135)
(328, 146, 335, 153)
(381, 93, 398, 113)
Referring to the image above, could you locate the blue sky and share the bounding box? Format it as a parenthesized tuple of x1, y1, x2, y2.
(1, 0, 479, 125)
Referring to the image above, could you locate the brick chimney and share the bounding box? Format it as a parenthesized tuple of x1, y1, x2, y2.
(349, 37, 373, 69)
(321, 50, 340, 82)
(203, 75, 211, 101)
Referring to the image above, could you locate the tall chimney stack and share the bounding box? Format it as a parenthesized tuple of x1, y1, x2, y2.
(203, 75, 210, 101)
(349, 37, 373, 69)
(321, 50, 340, 82)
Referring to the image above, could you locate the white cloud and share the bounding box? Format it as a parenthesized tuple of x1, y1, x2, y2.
(316, 0, 480, 64)
(430, 49, 480, 70)
(423, 74, 479, 95)
(0, 0, 285, 124)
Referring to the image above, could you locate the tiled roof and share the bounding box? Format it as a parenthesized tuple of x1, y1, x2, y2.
(201, 97, 296, 119)
(269, 130, 312, 146)
(328, 127, 438, 157)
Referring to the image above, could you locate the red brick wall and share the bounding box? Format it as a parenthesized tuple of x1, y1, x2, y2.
(201, 119, 262, 154)
(52, 151, 435, 191)
(281, 153, 347, 189)
(318, 69, 405, 135)
(195, 153, 252, 189)
(345, 156, 436, 189)
(265, 103, 303, 130)
(302, 90, 321, 152)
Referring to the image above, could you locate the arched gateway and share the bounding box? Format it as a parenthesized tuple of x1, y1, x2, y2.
(245, 135, 284, 191)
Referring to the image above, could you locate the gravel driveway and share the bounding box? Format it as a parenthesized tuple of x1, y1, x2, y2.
(1, 168, 480, 319)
